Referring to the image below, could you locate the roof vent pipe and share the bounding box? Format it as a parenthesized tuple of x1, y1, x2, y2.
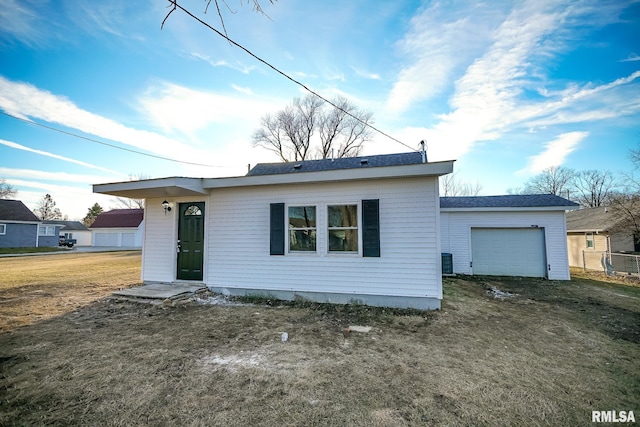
(420, 140, 427, 163)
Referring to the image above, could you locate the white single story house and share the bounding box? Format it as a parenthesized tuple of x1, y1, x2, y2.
(95, 153, 453, 309)
(46, 220, 92, 246)
(440, 195, 579, 280)
(93, 152, 577, 309)
(89, 209, 144, 247)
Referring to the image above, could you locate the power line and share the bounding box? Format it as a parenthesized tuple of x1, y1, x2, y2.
(164, 1, 419, 153)
(0, 111, 225, 168)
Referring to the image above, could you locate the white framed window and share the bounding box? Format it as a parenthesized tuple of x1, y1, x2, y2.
(288, 206, 316, 252)
(328, 204, 359, 253)
(586, 232, 594, 249)
(0, 224, 6, 235)
(39, 225, 56, 236)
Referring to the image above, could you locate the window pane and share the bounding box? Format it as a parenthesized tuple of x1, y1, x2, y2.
(329, 229, 358, 252)
(328, 205, 357, 227)
(288, 206, 316, 228)
(289, 230, 316, 251)
(185, 205, 202, 216)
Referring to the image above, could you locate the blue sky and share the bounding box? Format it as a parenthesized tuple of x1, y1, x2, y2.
(1, 0, 639, 220)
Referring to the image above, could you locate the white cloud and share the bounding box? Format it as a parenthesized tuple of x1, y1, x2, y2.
(619, 53, 640, 62)
(0, 167, 115, 185)
(0, 0, 42, 46)
(0, 139, 125, 176)
(351, 67, 381, 80)
(519, 131, 588, 174)
(0, 76, 202, 164)
(386, 2, 507, 114)
(137, 81, 282, 136)
(190, 52, 255, 74)
(5, 178, 115, 221)
(232, 84, 253, 95)
(391, 1, 639, 163)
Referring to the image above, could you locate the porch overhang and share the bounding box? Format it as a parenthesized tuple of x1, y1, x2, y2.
(93, 177, 208, 199)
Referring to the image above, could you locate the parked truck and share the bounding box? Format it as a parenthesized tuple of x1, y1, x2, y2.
(58, 235, 76, 248)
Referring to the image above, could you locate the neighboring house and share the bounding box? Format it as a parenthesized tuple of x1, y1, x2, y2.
(89, 209, 144, 247)
(440, 195, 578, 280)
(95, 152, 453, 309)
(566, 207, 636, 269)
(46, 220, 92, 246)
(0, 199, 41, 248)
(37, 221, 65, 247)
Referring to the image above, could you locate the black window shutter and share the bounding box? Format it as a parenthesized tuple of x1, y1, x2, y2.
(362, 199, 380, 257)
(270, 203, 285, 255)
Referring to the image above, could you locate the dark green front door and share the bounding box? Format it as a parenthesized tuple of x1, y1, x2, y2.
(177, 202, 205, 281)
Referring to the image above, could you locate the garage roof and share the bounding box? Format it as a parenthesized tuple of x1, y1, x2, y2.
(90, 209, 144, 229)
(440, 194, 579, 211)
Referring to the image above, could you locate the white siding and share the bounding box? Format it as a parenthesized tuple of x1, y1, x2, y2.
(91, 226, 144, 247)
(208, 177, 441, 298)
(440, 210, 571, 280)
(142, 199, 180, 282)
(140, 177, 442, 300)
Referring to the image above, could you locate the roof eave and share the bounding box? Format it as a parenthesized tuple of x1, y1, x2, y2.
(204, 160, 454, 189)
(441, 205, 578, 212)
(93, 177, 208, 199)
(93, 161, 455, 197)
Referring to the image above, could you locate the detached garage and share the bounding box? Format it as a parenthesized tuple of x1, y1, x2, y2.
(90, 209, 144, 248)
(440, 195, 578, 280)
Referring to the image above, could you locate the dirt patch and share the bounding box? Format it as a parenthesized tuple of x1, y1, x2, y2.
(0, 255, 638, 426)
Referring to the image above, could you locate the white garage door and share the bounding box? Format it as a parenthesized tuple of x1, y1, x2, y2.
(94, 233, 118, 247)
(121, 233, 136, 247)
(471, 228, 547, 277)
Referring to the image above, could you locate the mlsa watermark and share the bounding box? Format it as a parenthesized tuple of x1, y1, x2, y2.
(592, 411, 635, 423)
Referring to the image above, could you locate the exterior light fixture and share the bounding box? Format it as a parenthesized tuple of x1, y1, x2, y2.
(162, 200, 172, 214)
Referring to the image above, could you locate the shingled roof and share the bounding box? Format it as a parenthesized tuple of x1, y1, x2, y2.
(43, 220, 90, 231)
(440, 194, 579, 209)
(247, 152, 424, 176)
(0, 199, 40, 222)
(566, 207, 623, 232)
(90, 209, 144, 228)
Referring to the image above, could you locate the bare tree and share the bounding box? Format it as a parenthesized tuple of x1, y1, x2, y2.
(114, 174, 148, 209)
(0, 178, 17, 199)
(34, 194, 62, 220)
(523, 166, 576, 196)
(318, 96, 373, 159)
(163, 0, 275, 37)
(440, 172, 483, 196)
(506, 187, 525, 195)
(571, 169, 617, 207)
(252, 94, 374, 162)
(628, 143, 640, 168)
(608, 192, 640, 241)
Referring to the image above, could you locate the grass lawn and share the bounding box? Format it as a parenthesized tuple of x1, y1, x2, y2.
(0, 253, 638, 426)
(0, 246, 71, 255)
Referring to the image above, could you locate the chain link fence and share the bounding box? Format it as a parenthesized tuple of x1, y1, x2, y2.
(582, 250, 640, 276)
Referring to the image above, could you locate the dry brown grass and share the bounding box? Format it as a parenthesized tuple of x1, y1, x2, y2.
(0, 253, 638, 426)
(0, 251, 141, 331)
